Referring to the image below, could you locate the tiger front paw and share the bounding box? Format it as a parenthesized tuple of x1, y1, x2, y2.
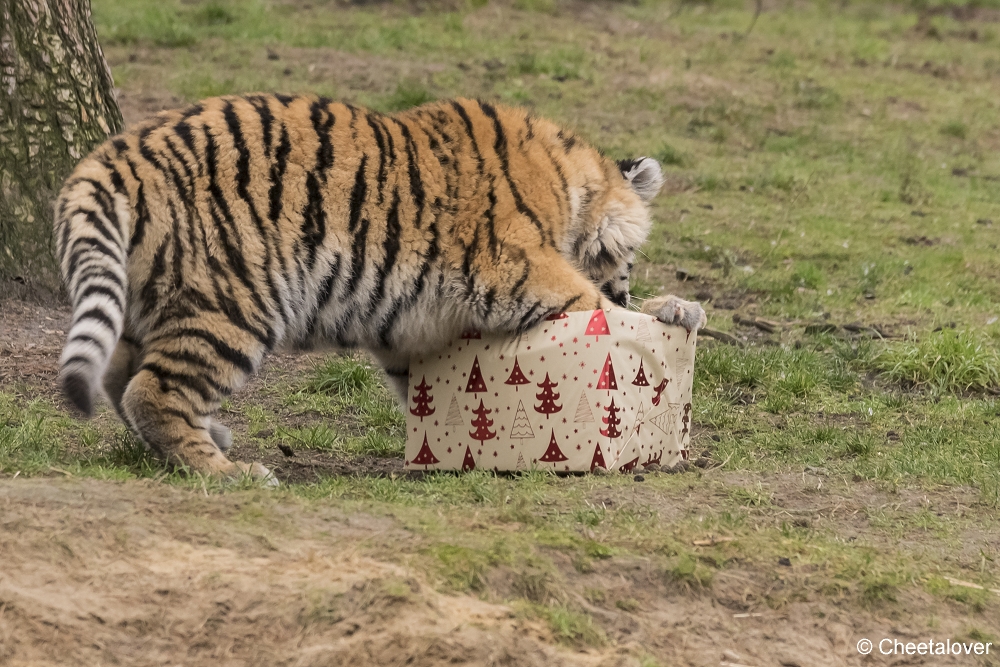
(232, 461, 280, 487)
(642, 295, 707, 332)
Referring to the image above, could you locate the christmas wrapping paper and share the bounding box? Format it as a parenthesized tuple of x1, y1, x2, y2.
(404, 309, 696, 473)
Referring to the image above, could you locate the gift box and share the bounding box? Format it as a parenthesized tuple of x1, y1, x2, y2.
(403, 309, 697, 473)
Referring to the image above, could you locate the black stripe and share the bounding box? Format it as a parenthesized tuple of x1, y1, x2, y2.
(160, 406, 205, 432)
(450, 100, 485, 173)
(462, 225, 480, 277)
(139, 361, 219, 403)
(83, 209, 121, 249)
(371, 190, 402, 306)
(516, 301, 544, 332)
(397, 122, 426, 228)
(310, 98, 335, 176)
(170, 199, 184, 286)
(80, 179, 120, 232)
(268, 125, 291, 223)
(64, 354, 97, 368)
(477, 101, 550, 245)
(366, 114, 388, 205)
(348, 155, 368, 233)
(123, 157, 148, 253)
(152, 327, 255, 375)
(139, 238, 168, 320)
(344, 216, 370, 297)
(67, 333, 106, 354)
(154, 347, 223, 375)
(485, 186, 499, 257)
(77, 283, 124, 315)
(173, 121, 199, 165)
(250, 95, 275, 159)
(377, 221, 439, 347)
(74, 306, 117, 332)
(67, 235, 119, 279)
(302, 172, 326, 271)
(306, 253, 343, 338)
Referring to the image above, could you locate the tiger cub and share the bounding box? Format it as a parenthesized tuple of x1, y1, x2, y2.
(55, 96, 706, 483)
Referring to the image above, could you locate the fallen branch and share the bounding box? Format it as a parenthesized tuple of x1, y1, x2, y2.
(700, 328, 744, 346)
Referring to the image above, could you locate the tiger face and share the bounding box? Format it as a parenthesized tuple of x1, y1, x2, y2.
(569, 157, 664, 310)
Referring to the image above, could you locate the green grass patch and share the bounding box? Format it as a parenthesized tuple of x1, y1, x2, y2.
(868, 330, 1000, 394)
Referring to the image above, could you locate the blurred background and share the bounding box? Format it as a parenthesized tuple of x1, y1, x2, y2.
(92, 0, 1000, 334)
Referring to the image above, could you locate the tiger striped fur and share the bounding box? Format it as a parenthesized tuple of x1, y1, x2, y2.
(55, 95, 706, 483)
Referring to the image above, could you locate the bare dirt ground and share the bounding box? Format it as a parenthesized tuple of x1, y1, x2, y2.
(2, 474, 997, 667)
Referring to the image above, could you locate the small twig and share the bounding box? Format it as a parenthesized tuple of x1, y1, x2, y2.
(702, 452, 733, 474)
(49, 466, 73, 477)
(692, 535, 735, 547)
(744, 0, 764, 37)
(944, 576, 1000, 595)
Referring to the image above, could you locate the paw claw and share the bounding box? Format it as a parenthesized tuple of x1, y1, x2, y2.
(641, 295, 707, 332)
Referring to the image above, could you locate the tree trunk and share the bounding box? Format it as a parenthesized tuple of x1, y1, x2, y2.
(0, 0, 123, 298)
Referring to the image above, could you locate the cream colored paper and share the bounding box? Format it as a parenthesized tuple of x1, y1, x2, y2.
(404, 309, 696, 472)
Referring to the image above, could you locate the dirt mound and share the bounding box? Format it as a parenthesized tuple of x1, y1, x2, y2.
(0, 479, 617, 667)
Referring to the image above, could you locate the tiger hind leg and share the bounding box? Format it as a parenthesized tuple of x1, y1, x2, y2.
(104, 338, 233, 453)
(119, 333, 274, 484)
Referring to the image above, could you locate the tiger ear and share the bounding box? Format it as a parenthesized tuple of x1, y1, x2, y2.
(617, 157, 663, 203)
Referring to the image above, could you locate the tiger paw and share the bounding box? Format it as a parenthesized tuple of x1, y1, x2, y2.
(209, 420, 233, 452)
(232, 461, 279, 487)
(642, 295, 706, 332)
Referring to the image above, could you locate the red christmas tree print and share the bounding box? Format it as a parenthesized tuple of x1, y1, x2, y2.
(600, 398, 622, 439)
(468, 399, 496, 446)
(595, 354, 618, 393)
(534, 373, 562, 418)
(590, 443, 607, 471)
(411, 432, 439, 469)
(538, 429, 568, 465)
(545, 312, 568, 321)
(643, 449, 663, 467)
(651, 378, 668, 406)
(461, 329, 482, 339)
(631, 360, 649, 389)
(462, 445, 476, 472)
(619, 455, 640, 473)
(681, 402, 692, 440)
(504, 357, 529, 391)
(585, 309, 610, 340)
(409, 376, 435, 421)
(465, 356, 488, 394)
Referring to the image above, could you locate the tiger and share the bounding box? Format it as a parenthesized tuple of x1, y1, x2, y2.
(54, 95, 707, 484)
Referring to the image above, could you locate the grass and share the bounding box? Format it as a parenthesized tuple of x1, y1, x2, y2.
(6, 0, 1000, 659)
(869, 329, 1000, 393)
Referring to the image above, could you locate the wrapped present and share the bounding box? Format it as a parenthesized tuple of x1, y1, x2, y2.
(404, 309, 696, 473)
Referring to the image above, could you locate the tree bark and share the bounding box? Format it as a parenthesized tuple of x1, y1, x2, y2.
(0, 0, 123, 298)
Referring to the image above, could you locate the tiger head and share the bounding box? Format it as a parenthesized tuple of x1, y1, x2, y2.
(567, 156, 664, 309)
